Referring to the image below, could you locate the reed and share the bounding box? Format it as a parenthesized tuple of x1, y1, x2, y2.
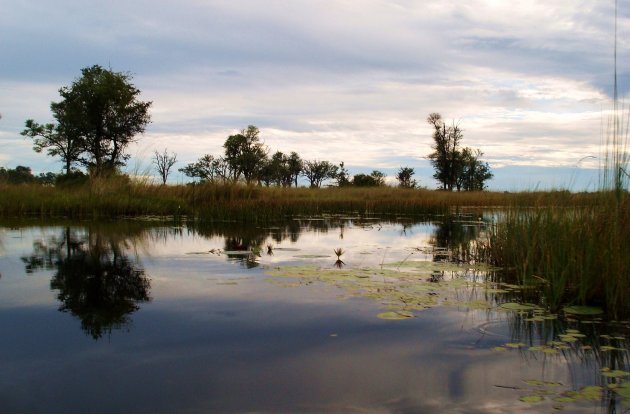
(0, 178, 606, 222)
(489, 190, 629, 317)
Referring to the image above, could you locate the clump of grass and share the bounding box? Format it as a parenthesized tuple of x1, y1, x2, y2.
(489, 192, 629, 317)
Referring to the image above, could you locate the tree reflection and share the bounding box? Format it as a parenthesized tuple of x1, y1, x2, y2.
(22, 226, 151, 340)
(430, 213, 488, 264)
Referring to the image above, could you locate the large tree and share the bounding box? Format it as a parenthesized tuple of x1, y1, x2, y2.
(223, 125, 267, 184)
(426, 113, 492, 191)
(22, 65, 152, 177)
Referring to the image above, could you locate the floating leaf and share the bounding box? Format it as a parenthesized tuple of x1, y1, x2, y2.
(293, 254, 331, 259)
(519, 395, 544, 403)
(563, 306, 603, 316)
(601, 369, 630, 378)
(377, 311, 414, 320)
(499, 302, 540, 311)
(615, 383, 630, 398)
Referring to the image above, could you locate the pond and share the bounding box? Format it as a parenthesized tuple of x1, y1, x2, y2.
(1, 216, 629, 413)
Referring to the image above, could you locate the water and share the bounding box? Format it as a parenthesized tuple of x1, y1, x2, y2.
(0, 217, 628, 413)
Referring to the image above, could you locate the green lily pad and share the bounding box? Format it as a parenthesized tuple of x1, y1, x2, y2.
(519, 395, 544, 403)
(293, 254, 331, 258)
(499, 302, 540, 311)
(377, 311, 414, 320)
(563, 306, 604, 316)
(601, 369, 630, 378)
(615, 383, 630, 398)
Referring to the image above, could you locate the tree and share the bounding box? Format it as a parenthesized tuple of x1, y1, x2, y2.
(0, 166, 35, 184)
(427, 113, 464, 191)
(302, 160, 337, 188)
(287, 151, 303, 187)
(352, 170, 386, 187)
(426, 113, 492, 191)
(223, 125, 267, 183)
(153, 149, 177, 185)
(23, 65, 152, 177)
(370, 170, 386, 186)
(458, 148, 493, 191)
(21, 120, 83, 175)
(335, 162, 351, 187)
(352, 174, 378, 187)
(396, 167, 417, 188)
(179, 154, 232, 183)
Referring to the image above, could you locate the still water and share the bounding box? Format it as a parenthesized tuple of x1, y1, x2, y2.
(0, 217, 628, 413)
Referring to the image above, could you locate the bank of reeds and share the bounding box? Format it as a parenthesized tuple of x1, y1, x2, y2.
(0, 177, 605, 222)
(489, 101, 629, 316)
(488, 193, 629, 316)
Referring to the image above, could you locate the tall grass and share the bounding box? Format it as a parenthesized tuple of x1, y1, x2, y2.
(489, 104, 630, 317)
(489, 195, 629, 316)
(0, 177, 606, 223)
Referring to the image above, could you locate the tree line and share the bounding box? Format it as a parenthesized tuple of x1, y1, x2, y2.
(13, 65, 493, 191)
(173, 125, 422, 188)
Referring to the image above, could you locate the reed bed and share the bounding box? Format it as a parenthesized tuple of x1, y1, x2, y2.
(0, 179, 605, 222)
(488, 193, 629, 317)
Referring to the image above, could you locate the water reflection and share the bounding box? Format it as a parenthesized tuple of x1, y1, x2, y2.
(21, 225, 151, 339)
(3, 215, 630, 412)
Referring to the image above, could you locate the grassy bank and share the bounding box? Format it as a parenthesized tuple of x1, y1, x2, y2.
(0, 178, 600, 222)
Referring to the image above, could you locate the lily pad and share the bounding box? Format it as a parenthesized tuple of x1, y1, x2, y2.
(519, 395, 544, 403)
(601, 369, 630, 378)
(377, 311, 414, 320)
(499, 302, 540, 311)
(563, 306, 604, 316)
(293, 254, 331, 259)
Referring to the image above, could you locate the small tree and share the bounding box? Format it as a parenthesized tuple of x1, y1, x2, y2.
(370, 170, 386, 186)
(302, 160, 337, 188)
(153, 149, 177, 185)
(21, 120, 83, 175)
(287, 152, 303, 187)
(335, 162, 351, 187)
(396, 167, 417, 188)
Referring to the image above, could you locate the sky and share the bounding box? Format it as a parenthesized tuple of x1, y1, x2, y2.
(1, 0, 629, 191)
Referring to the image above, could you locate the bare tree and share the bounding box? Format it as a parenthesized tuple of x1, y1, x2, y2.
(153, 149, 177, 184)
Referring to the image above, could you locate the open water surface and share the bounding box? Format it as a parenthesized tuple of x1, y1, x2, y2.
(0, 216, 629, 413)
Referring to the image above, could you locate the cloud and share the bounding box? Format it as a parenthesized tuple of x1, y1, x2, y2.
(1, 0, 629, 190)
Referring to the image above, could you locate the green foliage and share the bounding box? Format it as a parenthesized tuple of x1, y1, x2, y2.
(353, 170, 385, 187)
(21, 120, 82, 175)
(426, 113, 492, 191)
(302, 160, 337, 188)
(489, 195, 630, 317)
(223, 125, 267, 183)
(22, 65, 151, 177)
(0, 166, 58, 185)
(396, 167, 417, 188)
(335, 162, 351, 187)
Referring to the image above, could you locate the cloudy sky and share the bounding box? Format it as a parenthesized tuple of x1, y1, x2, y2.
(1, 0, 628, 190)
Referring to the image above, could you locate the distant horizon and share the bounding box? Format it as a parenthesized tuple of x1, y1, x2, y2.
(1, 1, 628, 192)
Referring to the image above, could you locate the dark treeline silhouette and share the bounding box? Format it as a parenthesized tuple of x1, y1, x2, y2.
(178, 125, 421, 188)
(12, 64, 491, 191)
